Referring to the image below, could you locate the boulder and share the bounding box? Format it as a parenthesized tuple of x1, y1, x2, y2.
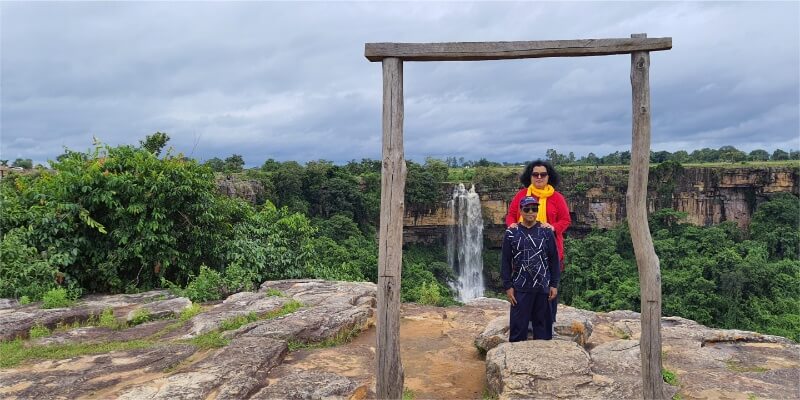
(486, 340, 593, 399)
(250, 371, 367, 399)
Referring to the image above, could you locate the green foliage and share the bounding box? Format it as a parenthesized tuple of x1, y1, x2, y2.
(139, 132, 170, 156)
(0, 228, 59, 300)
(130, 308, 151, 325)
(662, 368, 679, 386)
(2, 140, 238, 293)
(405, 159, 449, 214)
(98, 308, 123, 329)
(264, 288, 284, 297)
(186, 331, 229, 349)
(0, 338, 155, 369)
(749, 193, 799, 260)
(179, 303, 203, 321)
(402, 388, 416, 400)
(28, 324, 51, 339)
(179, 265, 226, 303)
(219, 312, 259, 331)
(19, 296, 31, 305)
(401, 245, 458, 306)
(12, 158, 33, 169)
(41, 288, 76, 309)
(559, 210, 800, 341)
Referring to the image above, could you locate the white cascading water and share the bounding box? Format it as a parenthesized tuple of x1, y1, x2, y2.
(447, 183, 485, 302)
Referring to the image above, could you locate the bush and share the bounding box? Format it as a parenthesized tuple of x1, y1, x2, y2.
(130, 308, 151, 325)
(41, 288, 75, 309)
(181, 266, 226, 303)
(98, 308, 122, 329)
(0, 229, 59, 300)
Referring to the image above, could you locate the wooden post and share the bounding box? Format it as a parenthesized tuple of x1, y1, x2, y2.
(628, 33, 666, 400)
(377, 57, 406, 399)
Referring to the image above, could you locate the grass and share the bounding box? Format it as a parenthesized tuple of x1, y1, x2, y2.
(265, 299, 303, 319)
(129, 308, 152, 326)
(662, 368, 679, 386)
(265, 288, 284, 297)
(179, 303, 203, 321)
(402, 388, 415, 400)
(28, 324, 51, 339)
(184, 331, 229, 350)
(219, 312, 259, 331)
(725, 360, 769, 373)
(41, 288, 75, 309)
(0, 338, 155, 369)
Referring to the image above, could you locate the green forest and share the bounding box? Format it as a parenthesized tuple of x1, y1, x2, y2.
(1, 135, 798, 342)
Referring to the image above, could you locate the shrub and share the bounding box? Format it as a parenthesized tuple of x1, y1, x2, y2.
(130, 308, 152, 325)
(29, 324, 51, 339)
(0, 229, 59, 300)
(41, 288, 75, 309)
(98, 308, 122, 329)
(182, 266, 226, 303)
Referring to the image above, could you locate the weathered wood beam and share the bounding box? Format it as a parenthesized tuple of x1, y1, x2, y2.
(627, 33, 667, 400)
(376, 57, 406, 400)
(365, 37, 671, 62)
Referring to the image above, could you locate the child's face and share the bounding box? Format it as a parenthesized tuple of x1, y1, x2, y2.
(521, 204, 538, 223)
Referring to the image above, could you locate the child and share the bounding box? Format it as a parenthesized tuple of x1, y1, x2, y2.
(501, 196, 560, 341)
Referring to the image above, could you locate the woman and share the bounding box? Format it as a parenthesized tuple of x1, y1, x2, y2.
(506, 160, 571, 322)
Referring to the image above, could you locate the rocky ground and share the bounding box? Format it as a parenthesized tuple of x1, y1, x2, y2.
(1, 280, 797, 399)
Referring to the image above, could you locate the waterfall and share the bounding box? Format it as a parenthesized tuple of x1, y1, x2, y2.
(447, 183, 485, 302)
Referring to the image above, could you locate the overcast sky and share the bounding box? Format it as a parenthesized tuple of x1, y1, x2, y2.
(2, 1, 798, 166)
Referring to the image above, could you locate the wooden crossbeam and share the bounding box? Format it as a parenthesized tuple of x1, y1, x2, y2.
(365, 37, 672, 62)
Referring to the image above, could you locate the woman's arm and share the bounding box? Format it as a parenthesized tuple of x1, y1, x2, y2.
(551, 191, 572, 234)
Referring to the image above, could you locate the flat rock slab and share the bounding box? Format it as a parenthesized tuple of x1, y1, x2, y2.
(0, 290, 189, 341)
(116, 337, 288, 400)
(0, 344, 196, 399)
(252, 371, 367, 399)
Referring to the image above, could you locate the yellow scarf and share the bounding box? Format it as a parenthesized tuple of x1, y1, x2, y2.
(519, 184, 555, 224)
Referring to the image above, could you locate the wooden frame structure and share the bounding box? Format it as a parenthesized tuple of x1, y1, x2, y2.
(365, 34, 672, 399)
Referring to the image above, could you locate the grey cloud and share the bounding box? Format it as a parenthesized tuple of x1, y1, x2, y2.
(1, 2, 798, 166)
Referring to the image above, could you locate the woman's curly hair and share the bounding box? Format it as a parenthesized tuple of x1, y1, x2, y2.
(519, 159, 561, 188)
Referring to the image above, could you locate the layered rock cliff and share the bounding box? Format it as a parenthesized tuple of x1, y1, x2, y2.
(404, 165, 799, 247)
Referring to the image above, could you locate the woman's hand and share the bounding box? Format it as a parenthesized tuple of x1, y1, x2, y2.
(540, 222, 554, 230)
(509, 223, 518, 229)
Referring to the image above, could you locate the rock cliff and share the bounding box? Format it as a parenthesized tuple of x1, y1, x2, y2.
(1, 283, 797, 399)
(404, 165, 799, 247)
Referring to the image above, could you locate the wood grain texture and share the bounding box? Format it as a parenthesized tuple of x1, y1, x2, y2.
(376, 57, 406, 400)
(627, 33, 667, 400)
(365, 37, 672, 61)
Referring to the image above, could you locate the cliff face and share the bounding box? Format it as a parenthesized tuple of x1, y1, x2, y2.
(403, 165, 799, 247)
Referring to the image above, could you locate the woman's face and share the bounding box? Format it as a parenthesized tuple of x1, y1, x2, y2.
(531, 166, 549, 189)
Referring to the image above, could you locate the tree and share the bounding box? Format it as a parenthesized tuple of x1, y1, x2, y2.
(12, 158, 33, 169)
(0, 160, 7, 166)
(546, 149, 560, 164)
(748, 149, 770, 162)
(140, 132, 170, 156)
(772, 149, 789, 161)
(672, 150, 689, 163)
(750, 193, 800, 259)
(718, 146, 746, 163)
(204, 157, 224, 172)
(650, 150, 672, 163)
(223, 154, 245, 173)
